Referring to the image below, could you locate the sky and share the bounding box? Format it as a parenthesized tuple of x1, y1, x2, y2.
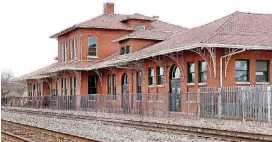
(0, 0, 272, 77)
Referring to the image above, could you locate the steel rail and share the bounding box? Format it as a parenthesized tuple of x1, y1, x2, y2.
(1, 131, 32, 142)
(3, 108, 272, 142)
(1, 119, 100, 142)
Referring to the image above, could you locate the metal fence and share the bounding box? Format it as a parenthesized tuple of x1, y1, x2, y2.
(2, 85, 271, 124)
(1, 93, 197, 118)
(199, 85, 272, 123)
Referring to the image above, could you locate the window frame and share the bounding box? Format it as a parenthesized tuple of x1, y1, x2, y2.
(88, 36, 98, 57)
(256, 60, 269, 82)
(136, 71, 142, 100)
(235, 59, 250, 82)
(135, 25, 145, 31)
(120, 46, 125, 55)
(198, 60, 207, 83)
(187, 62, 195, 83)
(107, 75, 111, 94)
(156, 66, 164, 85)
(69, 39, 74, 61)
(73, 38, 77, 60)
(148, 67, 155, 86)
(125, 45, 131, 54)
(112, 74, 116, 100)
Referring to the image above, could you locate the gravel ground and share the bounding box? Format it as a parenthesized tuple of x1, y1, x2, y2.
(2, 106, 272, 135)
(1, 110, 223, 142)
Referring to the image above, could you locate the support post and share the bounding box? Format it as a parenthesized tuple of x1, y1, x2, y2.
(218, 87, 222, 120)
(197, 89, 200, 119)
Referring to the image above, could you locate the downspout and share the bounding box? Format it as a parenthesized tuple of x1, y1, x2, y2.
(220, 48, 246, 87)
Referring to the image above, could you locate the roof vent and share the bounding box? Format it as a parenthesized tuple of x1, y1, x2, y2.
(103, 2, 114, 15)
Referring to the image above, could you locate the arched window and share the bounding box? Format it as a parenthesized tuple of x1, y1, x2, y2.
(123, 74, 128, 85)
(172, 66, 181, 79)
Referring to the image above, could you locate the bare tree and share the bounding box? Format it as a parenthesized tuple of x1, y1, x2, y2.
(1, 70, 14, 96)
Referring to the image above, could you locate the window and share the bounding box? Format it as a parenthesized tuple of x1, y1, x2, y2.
(135, 25, 145, 31)
(69, 39, 74, 60)
(172, 66, 181, 79)
(61, 42, 66, 62)
(188, 62, 195, 83)
(120, 45, 131, 55)
(88, 76, 97, 100)
(235, 60, 249, 82)
(199, 61, 207, 83)
(136, 71, 142, 100)
(112, 74, 116, 100)
(70, 77, 73, 95)
(69, 38, 77, 61)
(125, 45, 131, 54)
(157, 67, 164, 85)
(88, 37, 98, 57)
(56, 80, 58, 96)
(61, 78, 67, 95)
(148, 67, 154, 86)
(73, 38, 77, 60)
(120, 46, 125, 55)
(74, 77, 76, 95)
(256, 60, 269, 82)
(28, 84, 32, 100)
(107, 75, 111, 94)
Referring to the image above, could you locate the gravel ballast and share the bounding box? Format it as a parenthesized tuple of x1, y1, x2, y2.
(2, 106, 272, 135)
(1, 109, 223, 142)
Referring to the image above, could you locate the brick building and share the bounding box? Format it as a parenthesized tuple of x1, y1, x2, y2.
(18, 3, 272, 113)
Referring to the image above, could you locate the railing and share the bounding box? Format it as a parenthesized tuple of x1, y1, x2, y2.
(199, 85, 272, 123)
(2, 85, 271, 125)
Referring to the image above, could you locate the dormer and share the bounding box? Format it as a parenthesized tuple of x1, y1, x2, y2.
(120, 14, 156, 30)
(113, 30, 172, 54)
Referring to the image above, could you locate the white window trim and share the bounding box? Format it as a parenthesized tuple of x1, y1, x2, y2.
(236, 82, 250, 85)
(74, 38, 77, 60)
(88, 36, 98, 58)
(70, 39, 74, 61)
(135, 25, 145, 31)
(256, 82, 270, 85)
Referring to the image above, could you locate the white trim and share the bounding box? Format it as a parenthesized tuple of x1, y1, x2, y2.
(87, 56, 98, 59)
(156, 85, 164, 87)
(198, 82, 207, 86)
(236, 82, 250, 85)
(148, 85, 154, 88)
(187, 83, 195, 86)
(256, 82, 270, 85)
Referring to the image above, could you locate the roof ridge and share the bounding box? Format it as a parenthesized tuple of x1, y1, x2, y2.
(200, 11, 239, 43)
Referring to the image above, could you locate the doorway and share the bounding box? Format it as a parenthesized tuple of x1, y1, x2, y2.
(121, 73, 129, 111)
(169, 65, 181, 112)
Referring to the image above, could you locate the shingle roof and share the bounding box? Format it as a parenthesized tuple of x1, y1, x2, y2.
(16, 61, 98, 80)
(112, 30, 174, 42)
(101, 11, 272, 64)
(120, 13, 155, 21)
(50, 13, 187, 38)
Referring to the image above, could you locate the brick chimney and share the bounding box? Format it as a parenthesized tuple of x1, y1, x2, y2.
(103, 2, 114, 15)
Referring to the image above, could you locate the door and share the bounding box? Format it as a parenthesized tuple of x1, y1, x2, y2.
(169, 65, 181, 112)
(88, 76, 97, 100)
(170, 79, 181, 112)
(121, 74, 129, 111)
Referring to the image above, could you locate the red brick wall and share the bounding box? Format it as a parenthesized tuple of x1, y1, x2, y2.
(58, 28, 130, 62)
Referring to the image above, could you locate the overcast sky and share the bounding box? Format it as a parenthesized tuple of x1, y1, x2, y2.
(1, 0, 272, 77)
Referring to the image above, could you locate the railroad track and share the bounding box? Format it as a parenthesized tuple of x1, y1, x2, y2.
(1, 119, 100, 142)
(3, 108, 272, 142)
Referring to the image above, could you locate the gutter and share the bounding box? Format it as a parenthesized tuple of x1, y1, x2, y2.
(219, 48, 247, 87)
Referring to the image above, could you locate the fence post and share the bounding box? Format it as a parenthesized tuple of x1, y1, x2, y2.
(241, 86, 246, 122)
(218, 87, 222, 120)
(197, 89, 200, 119)
(267, 86, 271, 124)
